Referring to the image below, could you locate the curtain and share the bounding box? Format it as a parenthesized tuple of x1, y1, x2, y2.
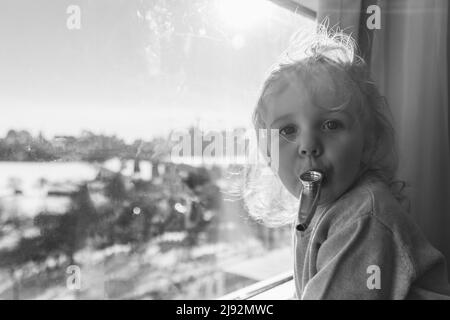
(316, 0, 450, 275)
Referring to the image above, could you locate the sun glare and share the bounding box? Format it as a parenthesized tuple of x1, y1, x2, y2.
(215, 0, 275, 30)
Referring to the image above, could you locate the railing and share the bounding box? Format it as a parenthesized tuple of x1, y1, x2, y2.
(219, 271, 294, 300)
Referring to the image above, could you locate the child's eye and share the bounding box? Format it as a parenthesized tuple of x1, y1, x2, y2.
(279, 125, 298, 141)
(322, 120, 341, 131)
(280, 125, 297, 136)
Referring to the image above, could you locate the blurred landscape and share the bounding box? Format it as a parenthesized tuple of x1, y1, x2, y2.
(0, 128, 291, 299)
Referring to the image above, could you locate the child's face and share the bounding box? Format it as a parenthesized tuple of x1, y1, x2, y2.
(262, 80, 366, 206)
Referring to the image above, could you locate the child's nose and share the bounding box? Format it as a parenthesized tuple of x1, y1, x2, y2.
(298, 134, 322, 157)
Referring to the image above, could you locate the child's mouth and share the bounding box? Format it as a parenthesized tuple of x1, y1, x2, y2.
(300, 168, 327, 185)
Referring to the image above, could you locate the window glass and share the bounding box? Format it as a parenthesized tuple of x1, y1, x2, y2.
(0, 0, 315, 299)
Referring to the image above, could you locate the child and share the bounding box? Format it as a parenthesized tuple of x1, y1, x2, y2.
(246, 27, 450, 299)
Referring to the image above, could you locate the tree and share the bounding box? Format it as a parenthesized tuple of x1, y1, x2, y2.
(34, 184, 97, 265)
(0, 218, 48, 299)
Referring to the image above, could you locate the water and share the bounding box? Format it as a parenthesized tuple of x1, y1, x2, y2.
(0, 161, 97, 218)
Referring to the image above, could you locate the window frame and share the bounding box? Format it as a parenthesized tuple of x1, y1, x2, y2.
(268, 0, 318, 19)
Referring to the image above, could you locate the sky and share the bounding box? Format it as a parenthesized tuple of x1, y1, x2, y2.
(0, 0, 314, 143)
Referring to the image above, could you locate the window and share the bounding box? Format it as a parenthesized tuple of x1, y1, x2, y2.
(0, 0, 315, 299)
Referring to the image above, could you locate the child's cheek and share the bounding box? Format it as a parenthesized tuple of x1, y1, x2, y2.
(328, 135, 364, 179)
(277, 146, 303, 197)
(339, 136, 365, 175)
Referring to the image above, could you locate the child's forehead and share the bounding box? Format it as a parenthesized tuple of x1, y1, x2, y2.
(261, 67, 356, 122)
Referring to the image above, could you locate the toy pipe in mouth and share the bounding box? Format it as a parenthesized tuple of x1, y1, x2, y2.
(299, 170, 324, 187)
(296, 170, 324, 232)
